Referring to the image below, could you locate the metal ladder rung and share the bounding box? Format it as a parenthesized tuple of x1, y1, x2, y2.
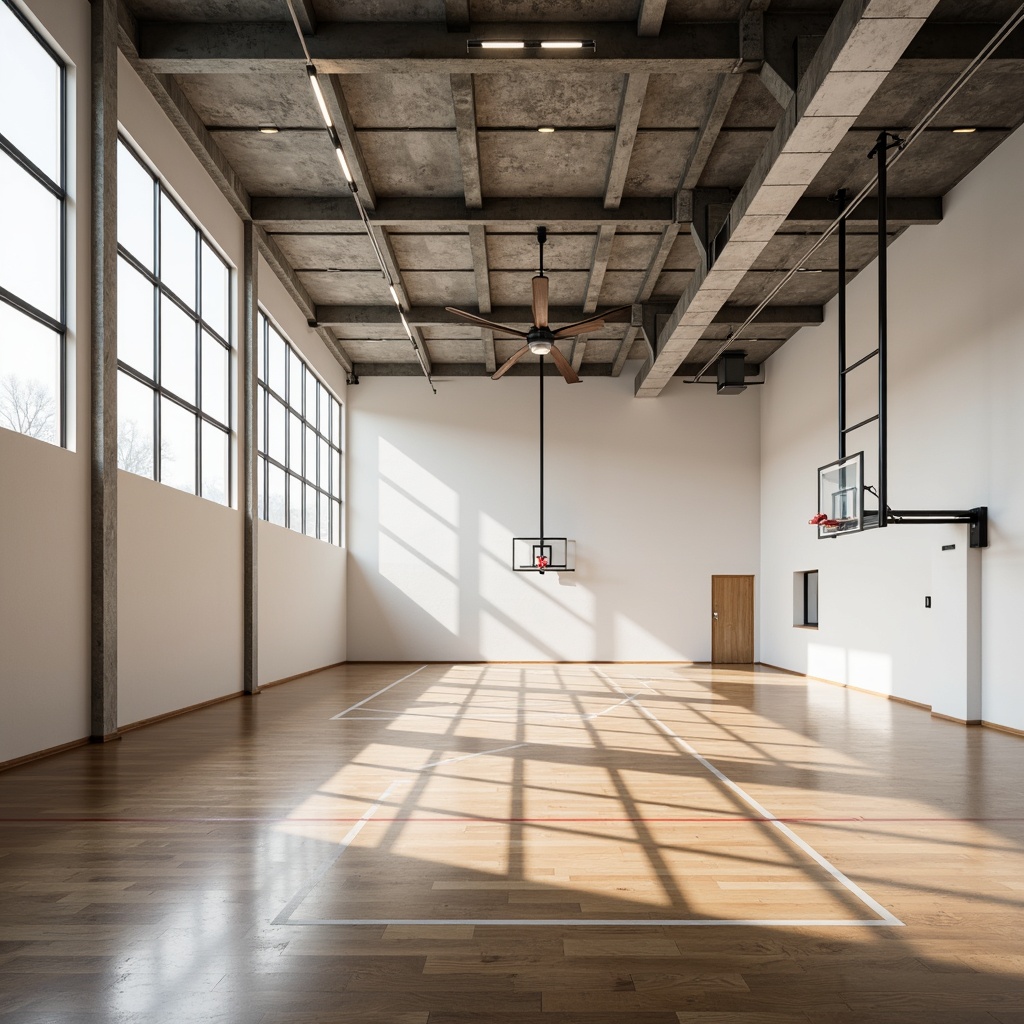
(841, 348, 880, 375)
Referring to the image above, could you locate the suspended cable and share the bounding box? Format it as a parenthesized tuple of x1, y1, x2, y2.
(281, 0, 436, 392)
(688, 2, 1024, 383)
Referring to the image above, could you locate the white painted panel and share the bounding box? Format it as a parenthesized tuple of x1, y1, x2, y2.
(347, 373, 761, 662)
(117, 471, 243, 726)
(258, 522, 346, 685)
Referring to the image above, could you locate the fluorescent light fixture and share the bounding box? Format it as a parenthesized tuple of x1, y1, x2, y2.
(952, 127, 977, 133)
(333, 143, 354, 184)
(537, 126, 556, 133)
(388, 284, 400, 305)
(399, 311, 414, 338)
(259, 126, 279, 134)
(468, 39, 595, 51)
(306, 66, 333, 129)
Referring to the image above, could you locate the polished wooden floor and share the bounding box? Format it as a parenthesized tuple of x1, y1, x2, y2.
(1, 662, 1023, 1023)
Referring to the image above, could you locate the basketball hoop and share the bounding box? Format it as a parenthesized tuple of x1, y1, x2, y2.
(535, 554, 549, 570)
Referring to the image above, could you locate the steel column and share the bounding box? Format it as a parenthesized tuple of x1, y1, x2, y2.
(90, 0, 118, 742)
(243, 221, 259, 694)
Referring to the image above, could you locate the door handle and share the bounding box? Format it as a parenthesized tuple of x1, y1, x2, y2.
(713, 611, 719, 620)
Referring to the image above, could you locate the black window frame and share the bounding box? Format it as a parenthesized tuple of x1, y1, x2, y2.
(0, 0, 67, 447)
(115, 134, 233, 504)
(802, 570, 819, 627)
(256, 310, 343, 546)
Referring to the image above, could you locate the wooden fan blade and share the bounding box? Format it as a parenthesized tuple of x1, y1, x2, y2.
(553, 320, 603, 339)
(445, 307, 529, 338)
(492, 344, 532, 380)
(548, 344, 581, 384)
(552, 303, 632, 337)
(532, 275, 549, 328)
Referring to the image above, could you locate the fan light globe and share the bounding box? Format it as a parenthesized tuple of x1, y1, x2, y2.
(529, 339, 553, 356)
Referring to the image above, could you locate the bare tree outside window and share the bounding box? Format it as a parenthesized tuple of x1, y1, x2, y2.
(0, 374, 55, 442)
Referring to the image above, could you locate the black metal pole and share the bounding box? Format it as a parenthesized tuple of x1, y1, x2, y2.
(876, 134, 888, 528)
(539, 354, 544, 552)
(837, 189, 847, 459)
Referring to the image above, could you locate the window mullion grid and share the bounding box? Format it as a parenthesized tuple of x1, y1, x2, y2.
(58, 59, 67, 448)
(193, 226, 201, 497)
(153, 175, 162, 481)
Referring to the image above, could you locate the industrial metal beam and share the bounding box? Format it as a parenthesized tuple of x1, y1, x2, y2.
(91, 0, 119, 743)
(314, 303, 821, 329)
(253, 194, 940, 232)
(254, 195, 674, 231)
(136, 20, 741, 74)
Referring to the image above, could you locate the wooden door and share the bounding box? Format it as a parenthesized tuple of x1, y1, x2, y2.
(711, 575, 754, 664)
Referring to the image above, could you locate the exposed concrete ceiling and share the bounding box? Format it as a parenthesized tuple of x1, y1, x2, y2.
(117, 0, 1024, 392)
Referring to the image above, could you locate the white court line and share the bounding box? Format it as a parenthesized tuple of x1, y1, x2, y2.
(330, 665, 428, 719)
(594, 668, 903, 928)
(418, 744, 527, 770)
(272, 780, 404, 925)
(278, 667, 901, 929)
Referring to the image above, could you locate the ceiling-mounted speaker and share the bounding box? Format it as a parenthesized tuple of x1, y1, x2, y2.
(717, 352, 747, 395)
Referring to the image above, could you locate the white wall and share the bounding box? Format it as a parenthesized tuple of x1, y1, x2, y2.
(0, 0, 91, 762)
(760, 123, 1024, 732)
(347, 372, 760, 662)
(256, 258, 348, 684)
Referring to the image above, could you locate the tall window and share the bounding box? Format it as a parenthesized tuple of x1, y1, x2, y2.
(802, 570, 819, 627)
(0, 0, 66, 446)
(257, 312, 342, 545)
(116, 137, 232, 504)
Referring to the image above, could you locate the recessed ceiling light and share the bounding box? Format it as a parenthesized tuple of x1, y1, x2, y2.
(537, 126, 556, 133)
(952, 127, 977, 133)
(259, 126, 279, 134)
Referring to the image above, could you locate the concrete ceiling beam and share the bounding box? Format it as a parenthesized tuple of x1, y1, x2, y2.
(324, 75, 376, 209)
(676, 73, 744, 195)
(634, 0, 943, 398)
(583, 225, 617, 314)
(291, 0, 316, 36)
(604, 72, 649, 210)
(256, 228, 353, 374)
(135, 20, 742, 74)
(450, 74, 483, 210)
(444, 0, 470, 33)
(637, 0, 668, 38)
(467, 224, 491, 313)
(117, 1, 250, 221)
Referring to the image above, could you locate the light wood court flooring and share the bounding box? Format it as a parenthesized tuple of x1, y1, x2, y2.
(1, 662, 1023, 1022)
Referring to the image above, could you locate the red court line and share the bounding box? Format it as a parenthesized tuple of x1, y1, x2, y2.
(1, 815, 1023, 825)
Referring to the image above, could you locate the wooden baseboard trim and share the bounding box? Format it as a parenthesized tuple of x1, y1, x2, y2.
(119, 690, 244, 734)
(982, 719, 1024, 738)
(0, 736, 91, 774)
(758, 662, 936, 711)
(259, 661, 347, 689)
(931, 711, 982, 727)
(888, 694, 932, 711)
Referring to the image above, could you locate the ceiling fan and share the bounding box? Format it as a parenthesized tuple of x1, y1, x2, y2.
(445, 226, 631, 383)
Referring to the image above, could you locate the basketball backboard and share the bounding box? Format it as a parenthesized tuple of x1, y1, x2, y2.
(512, 537, 575, 573)
(817, 452, 865, 538)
